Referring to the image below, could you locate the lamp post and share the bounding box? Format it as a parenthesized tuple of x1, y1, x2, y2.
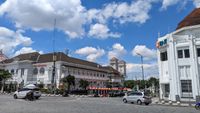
(136, 53, 145, 91)
(51, 19, 56, 94)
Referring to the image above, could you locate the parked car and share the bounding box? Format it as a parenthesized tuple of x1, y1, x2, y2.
(13, 87, 41, 99)
(122, 91, 152, 105)
(109, 91, 125, 97)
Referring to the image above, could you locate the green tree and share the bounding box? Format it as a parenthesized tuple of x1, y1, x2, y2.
(60, 74, 75, 93)
(0, 69, 12, 93)
(79, 79, 89, 90)
(148, 77, 159, 87)
(124, 80, 135, 88)
(147, 77, 159, 95)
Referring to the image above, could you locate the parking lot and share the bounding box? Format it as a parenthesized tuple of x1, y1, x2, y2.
(0, 95, 199, 113)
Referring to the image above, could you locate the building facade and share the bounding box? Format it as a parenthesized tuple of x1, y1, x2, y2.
(0, 52, 123, 90)
(109, 57, 126, 83)
(157, 8, 200, 101)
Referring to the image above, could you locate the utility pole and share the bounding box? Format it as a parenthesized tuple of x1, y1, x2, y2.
(136, 53, 145, 91)
(51, 19, 56, 94)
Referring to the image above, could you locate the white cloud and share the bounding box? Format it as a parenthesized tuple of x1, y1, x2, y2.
(132, 45, 157, 61)
(0, 0, 86, 38)
(160, 0, 200, 9)
(87, 0, 156, 24)
(193, 0, 200, 8)
(108, 43, 126, 59)
(75, 46, 105, 62)
(161, 0, 180, 10)
(14, 47, 43, 56)
(0, 27, 33, 56)
(126, 63, 158, 79)
(88, 23, 121, 39)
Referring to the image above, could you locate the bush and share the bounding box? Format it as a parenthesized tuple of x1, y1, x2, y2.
(55, 88, 64, 95)
(70, 90, 88, 95)
(40, 88, 51, 94)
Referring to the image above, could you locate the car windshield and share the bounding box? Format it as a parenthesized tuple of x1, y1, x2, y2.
(32, 88, 40, 91)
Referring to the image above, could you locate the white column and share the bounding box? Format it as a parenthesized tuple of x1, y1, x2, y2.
(190, 35, 200, 99)
(168, 35, 178, 101)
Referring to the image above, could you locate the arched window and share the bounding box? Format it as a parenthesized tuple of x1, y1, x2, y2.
(33, 68, 38, 75)
(39, 67, 45, 75)
(11, 69, 14, 75)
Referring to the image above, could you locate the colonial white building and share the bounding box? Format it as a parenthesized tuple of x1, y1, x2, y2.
(0, 52, 123, 90)
(110, 57, 126, 83)
(157, 8, 200, 101)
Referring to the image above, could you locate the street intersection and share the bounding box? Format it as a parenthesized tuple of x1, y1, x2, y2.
(0, 95, 199, 113)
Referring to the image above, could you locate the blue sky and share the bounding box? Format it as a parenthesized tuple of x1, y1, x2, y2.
(0, 0, 199, 79)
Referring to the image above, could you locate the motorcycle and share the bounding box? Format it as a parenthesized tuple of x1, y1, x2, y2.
(195, 102, 200, 110)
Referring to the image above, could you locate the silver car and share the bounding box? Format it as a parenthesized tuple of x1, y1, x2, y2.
(13, 88, 41, 99)
(122, 91, 152, 105)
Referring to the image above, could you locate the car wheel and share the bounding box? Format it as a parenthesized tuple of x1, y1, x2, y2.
(145, 103, 149, 105)
(137, 100, 142, 105)
(13, 94, 18, 99)
(123, 99, 127, 103)
(35, 97, 39, 99)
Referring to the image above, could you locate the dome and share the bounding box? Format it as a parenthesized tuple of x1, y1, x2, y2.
(176, 8, 200, 30)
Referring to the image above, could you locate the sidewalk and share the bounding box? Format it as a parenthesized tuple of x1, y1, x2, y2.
(151, 97, 196, 107)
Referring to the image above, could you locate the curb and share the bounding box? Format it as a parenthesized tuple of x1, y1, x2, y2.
(152, 101, 196, 107)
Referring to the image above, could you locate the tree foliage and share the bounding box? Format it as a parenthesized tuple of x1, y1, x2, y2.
(124, 77, 159, 90)
(124, 80, 136, 88)
(0, 69, 12, 93)
(0, 69, 11, 82)
(79, 79, 89, 90)
(60, 74, 75, 92)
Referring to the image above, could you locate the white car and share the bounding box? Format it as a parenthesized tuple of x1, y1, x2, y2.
(13, 87, 41, 99)
(122, 91, 152, 105)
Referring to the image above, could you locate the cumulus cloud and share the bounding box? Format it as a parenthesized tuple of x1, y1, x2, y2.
(88, 23, 121, 39)
(161, 0, 180, 10)
(108, 43, 126, 59)
(126, 63, 158, 79)
(75, 46, 105, 62)
(193, 0, 200, 8)
(87, 0, 156, 24)
(0, 0, 86, 38)
(132, 45, 157, 61)
(160, 0, 200, 10)
(14, 47, 43, 56)
(0, 26, 33, 56)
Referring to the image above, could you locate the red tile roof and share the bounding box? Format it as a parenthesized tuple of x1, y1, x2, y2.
(177, 8, 200, 30)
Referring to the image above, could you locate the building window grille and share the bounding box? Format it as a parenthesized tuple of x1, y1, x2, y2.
(39, 67, 45, 75)
(197, 48, 200, 57)
(160, 51, 168, 61)
(21, 68, 24, 76)
(78, 70, 80, 75)
(33, 68, 38, 75)
(164, 84, 170, 97)
(184, 49, 190, 58)
(177, 50, 183, 58)
(16, 69, 18, 75)
(11, 69, 14, 75)
(181, 80, 192, 92)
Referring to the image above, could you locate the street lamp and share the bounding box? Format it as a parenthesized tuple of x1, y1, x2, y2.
(136, 53, 145, 91)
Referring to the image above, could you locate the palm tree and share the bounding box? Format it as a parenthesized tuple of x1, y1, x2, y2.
(79, 79, 89, 90)
(0, 69, 12, 93)
(60, 74, 75, 93)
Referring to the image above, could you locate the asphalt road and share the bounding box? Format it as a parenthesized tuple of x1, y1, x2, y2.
(0, 95, 199, 113)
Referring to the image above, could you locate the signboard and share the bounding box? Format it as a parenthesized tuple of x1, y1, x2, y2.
(156, 39, 168, 48)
